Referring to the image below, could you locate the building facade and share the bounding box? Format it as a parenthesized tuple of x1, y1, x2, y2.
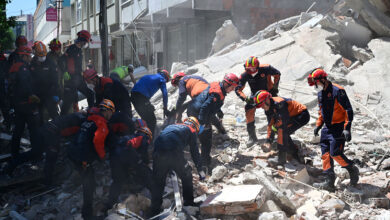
(34, 0, 333, 75)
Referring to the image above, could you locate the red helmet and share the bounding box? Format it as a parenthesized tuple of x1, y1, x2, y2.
(16, 46, 32, 56)
(223, 73, 239, 87)
(15, 36, 27, 47)
(99, 99, 115, 112)
(137, 127, 153, 141)
(244, 56, 260, 74)
(159, 69, 170, 82)
(254, 90, 271, 108)
(49, 38, 62, 51)
(83, 68, 98, 81)
(307, 68, 328, 86)
(77, 30, 91, 42)
(134, 118, 148, 129)
(32, 41, 47, 57)
(183, 116, 200, 133)
(171, 72, 186, 86)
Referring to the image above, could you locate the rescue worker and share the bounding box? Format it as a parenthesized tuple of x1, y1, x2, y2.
(47, 38, 64, 99)
(67, 99, 115, 219)
(149, 117, 205, 216)
(106, 127, 154, 208)
(83, 68, 133, 117)
(235, 56, 281, 147)
(171, 72, 227, 133)
(171, 72, 209, 122)
(5, 111, 87, 185)
(307, 68, 359, 191)
(42, 111, 87, 185)
(253, 90, 310, 165)
(109, 64, 136, 84)
(187, 73, 239, 167)
(130, 69, 171, 135)
(7, 46, 41, 161)
(30, 41, 59, 122)
(60, 30, 94, 114)
(8, 35, 28, 67)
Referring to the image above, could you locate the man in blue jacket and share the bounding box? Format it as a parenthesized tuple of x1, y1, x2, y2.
(187, 73, 239, 167)
(149, 117, 205, 216)
(130, 69, 170, 135)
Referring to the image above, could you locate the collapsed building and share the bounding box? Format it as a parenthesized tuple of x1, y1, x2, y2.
(1, 0, 390, 219)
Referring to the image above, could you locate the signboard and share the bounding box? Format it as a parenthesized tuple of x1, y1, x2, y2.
(89, 35, 112, 49)
(26, 14, 34, 42)
(46, 8, 57, 21)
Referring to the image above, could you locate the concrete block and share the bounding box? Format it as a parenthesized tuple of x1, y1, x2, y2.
(209, 20, 241, 56)
(200, 185, 266, 216)
(318, 198, 345, 213)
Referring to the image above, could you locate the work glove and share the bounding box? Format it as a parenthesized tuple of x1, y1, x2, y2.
(343, 130, 352, 142)
(314, 126, 321, 136)
(198, 124, 205, 135)
(216, 111, 224, 120)
(245, 96, 254, 105)
(28, 95, 41, 104)
(63, 71, 71, 81)
(52, 96, 60, 103)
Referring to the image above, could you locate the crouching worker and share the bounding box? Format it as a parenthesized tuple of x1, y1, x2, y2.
(308, 68, 359, 191)
(254, 91, 310, 165)
(106, 127, 154, 208)
(149, 117, 205, 216)
(67, 99, 115, 220)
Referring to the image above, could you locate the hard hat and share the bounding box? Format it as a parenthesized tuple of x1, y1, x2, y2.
(32, 41, 47, 57)
(171, 72, 186, 86)
(183, 116, 200, 133)
(307, 68, 328, 86)
(99, 99, 115, 112)
(254, 90, 271, 108)
(223, 73, 239, 87)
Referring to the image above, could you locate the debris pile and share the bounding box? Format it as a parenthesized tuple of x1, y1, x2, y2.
(1, 0, 390, 219)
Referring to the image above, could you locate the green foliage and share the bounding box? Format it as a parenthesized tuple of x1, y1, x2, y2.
(0, 0, 16, 51)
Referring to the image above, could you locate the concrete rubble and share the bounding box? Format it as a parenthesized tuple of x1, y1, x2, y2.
(2, 1, 390, 219)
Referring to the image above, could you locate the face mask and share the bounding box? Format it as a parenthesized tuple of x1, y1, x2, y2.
(83, 43, 89, 49)
(37, 56, 46, 62)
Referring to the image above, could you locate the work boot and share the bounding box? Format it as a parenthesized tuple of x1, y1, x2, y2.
(313, 173, 336, 192)
(346, 165, 359, 186)
(268, 150, 286, 166)
(246, 122, 258, 147)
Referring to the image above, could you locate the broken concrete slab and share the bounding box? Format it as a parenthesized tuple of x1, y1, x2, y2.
(170, 62, 188, 75)
(256, 171, 296, 216)
(344, 0, 390, 37)
(351, 46, 373, 63)
(209, 20, 241, 56)
(292, 27, 342, 73)
(200, 185, 266, 216)
(259, 44, 322, 81)
(205, 34, 295, 73)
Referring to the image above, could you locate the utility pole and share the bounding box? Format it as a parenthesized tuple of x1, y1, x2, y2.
(56, 0, 63, 39)
(99, 0, 109, 76)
